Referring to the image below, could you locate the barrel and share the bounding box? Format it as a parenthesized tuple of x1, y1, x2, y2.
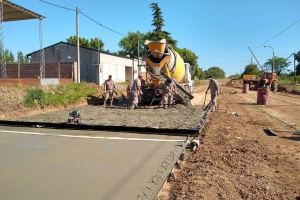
(243, 84, 249, 93)
(257, 88, 269, 105)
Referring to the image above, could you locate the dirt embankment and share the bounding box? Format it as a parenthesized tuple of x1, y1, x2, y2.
(0, 83, 127, 120)
(169, 86, 300, 200)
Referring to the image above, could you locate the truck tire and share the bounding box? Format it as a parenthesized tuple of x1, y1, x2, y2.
(271, 82, 278, 92)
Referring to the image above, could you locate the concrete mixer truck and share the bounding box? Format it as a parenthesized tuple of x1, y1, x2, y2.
(141, 39, 194, 105)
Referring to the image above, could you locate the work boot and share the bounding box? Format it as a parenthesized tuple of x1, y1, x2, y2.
(103, 101, 107, 107)
(164, 105, 168, 109)
(110, 101, 113, 107)
(168, 104, 173, 108)
(211, 105, 216, 112)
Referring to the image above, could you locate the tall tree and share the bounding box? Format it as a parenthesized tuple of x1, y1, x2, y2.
(89, 37, 104, 50)
(263, 56, 291, 75)
(118, 31, 145, 58)
(66, 36, 104, 50)
(17, 51, 24, 63)
(295, 51, 300, 75)
(204, 67, 226, 79)
(242, 63, 260, 75)
(147, 3, 177, 47)
(150, 3, 164, 32)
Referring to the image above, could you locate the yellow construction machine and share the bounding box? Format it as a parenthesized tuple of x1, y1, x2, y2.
(141, 39, 194, 105)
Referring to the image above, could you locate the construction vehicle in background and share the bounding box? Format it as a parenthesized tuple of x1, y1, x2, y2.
(141, 39, 194, 105)
(242, 72, 278, 92)
(247, 47, 279, 92)
(255, 72, 278, 92)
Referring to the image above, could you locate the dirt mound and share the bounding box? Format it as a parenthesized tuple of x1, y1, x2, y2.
(225, 79, 243, 87)
(18, 104, 204, 129)
(169, 87, 300, 200)
(0, 87, 27, 118)
(278, 83, 300, 95)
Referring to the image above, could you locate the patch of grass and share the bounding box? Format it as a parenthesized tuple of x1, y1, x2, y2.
(23, 83, 96, 108)
(194, 80, 207, 86)
(278, 75, 300, 85)
(117, 81, 130, 85)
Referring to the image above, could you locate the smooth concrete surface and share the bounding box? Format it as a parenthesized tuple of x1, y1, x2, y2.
(0, 126, 185, 200)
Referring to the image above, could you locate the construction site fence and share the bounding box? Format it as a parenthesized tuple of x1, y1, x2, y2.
(0, 62, 75, 86)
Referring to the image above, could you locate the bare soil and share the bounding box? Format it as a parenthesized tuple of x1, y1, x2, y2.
(168, 84, 300, 200)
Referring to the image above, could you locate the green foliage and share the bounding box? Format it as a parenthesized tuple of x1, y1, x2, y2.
(118, 31, 145, 58)
(203, 67, 226, 79)
(263, 56, 291, 75)
(150, 3, 164, 32)
(66, 36, 105, 50)
(242, 63, 260, 75)
(23, 83, 96, 108)
(24, 88, 46, 107)
(1, 49, 15, 64)
(295, 51, 300, 62)
(17, 51, 29, 64)
(228, 74, 241, 79)
(194, 80, 207, 86)
(278, 75, 300, 85)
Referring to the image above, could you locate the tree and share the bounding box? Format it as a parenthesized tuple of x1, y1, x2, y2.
(147, 3, 177, 48)
(17, 51, 24, 63)
(228, 74, 241, 80)
(295, 51, 300, 75)
(263, 56, 291, 75)
(203, 67, 226, 79)
(66, 36, 104, 50)
(150, 3, 164, 32)
(89, 38, 104, 50)
(118, 31, 145, 58)
(242, 63, 260, 75)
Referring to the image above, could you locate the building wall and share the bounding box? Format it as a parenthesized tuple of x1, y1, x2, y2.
(99, 53, 134, 85)
(29, 42, 138, 85)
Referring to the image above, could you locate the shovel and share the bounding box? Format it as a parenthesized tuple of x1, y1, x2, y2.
(202, 92, 207, 110)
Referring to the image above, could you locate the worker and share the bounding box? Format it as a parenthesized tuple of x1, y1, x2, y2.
(205, 75, 219, 112)
(126, 82, 133, 109)
(169, 79, 178, 107)
(158, 78, 176, 109)
(103, 75, 116, 107)
(130, 74, 143, 109)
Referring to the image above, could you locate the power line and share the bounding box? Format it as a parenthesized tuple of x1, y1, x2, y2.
(79, 11, 127, 37)
(39, 0, 127, 37)
(39, 0, 76, 11)
(253, 17, 300, 51)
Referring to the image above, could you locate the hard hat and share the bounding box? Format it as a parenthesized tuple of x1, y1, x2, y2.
(172, 78, 177, 82)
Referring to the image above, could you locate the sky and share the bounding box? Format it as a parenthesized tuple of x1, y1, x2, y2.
(4, 0, 300, 76)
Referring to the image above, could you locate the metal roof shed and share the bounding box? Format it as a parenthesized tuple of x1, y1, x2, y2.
(0, 0, 45, 78)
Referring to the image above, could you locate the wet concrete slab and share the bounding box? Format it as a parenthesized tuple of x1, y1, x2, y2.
(0, 126, 185, 200)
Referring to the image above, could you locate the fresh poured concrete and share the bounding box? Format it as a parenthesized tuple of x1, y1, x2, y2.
(0, 126, 185, 200)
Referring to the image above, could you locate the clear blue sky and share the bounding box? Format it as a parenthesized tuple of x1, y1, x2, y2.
(5, 0, 300, 76)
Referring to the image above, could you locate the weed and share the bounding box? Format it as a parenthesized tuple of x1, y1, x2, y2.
(23, 83, 96, 108)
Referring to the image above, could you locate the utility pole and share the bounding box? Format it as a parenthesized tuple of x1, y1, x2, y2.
(76, 7, 80, 83)
(294, 52, 296, 82)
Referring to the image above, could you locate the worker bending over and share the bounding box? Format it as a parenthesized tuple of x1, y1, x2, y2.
(103, 75, 116, 107)
(205, 75, 219, 112)
(126, 82, 133, 109)
(158, 78, 176, 109)
(130, 74, 143, 109)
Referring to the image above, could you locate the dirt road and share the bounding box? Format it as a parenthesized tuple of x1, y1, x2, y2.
(170, 84, 300, 200)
